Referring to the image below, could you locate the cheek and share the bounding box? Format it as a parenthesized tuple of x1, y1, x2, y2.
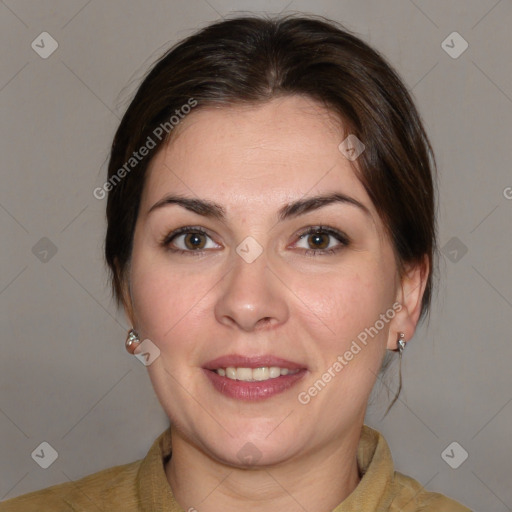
(291, 262, 394, 396)
(293, 264, 393, 339)
(129, 255, 211, 345)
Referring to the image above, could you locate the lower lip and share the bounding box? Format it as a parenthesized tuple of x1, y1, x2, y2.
(203, 369, 307, 401)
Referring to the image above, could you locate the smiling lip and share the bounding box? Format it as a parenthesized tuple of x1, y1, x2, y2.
(203, 354, 307, 401)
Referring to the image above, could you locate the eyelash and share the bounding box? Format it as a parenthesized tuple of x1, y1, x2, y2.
(161, 225, 350, 257)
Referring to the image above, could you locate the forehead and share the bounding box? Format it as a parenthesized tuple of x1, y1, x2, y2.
(141, 96, 375, 218)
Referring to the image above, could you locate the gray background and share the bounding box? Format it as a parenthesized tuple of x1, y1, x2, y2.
(1, 1, 511, 510)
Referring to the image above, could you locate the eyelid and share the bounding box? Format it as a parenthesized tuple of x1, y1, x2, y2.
(290, 225, 350, 256)
(161, 226, 219, 250)
(293, 225, 350, 246)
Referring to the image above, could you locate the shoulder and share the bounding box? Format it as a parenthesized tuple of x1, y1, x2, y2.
(390, 471, 472, 511)
(0, 459, 142, 512)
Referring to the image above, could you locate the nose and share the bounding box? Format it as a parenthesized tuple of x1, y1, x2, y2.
(214, 248, 289, 332)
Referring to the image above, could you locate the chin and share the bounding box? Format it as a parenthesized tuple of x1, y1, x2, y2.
(210, 438, 298, 469)
(193, 420, 304, 468)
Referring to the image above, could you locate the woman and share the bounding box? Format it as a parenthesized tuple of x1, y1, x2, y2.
(1, 14, 472, 512)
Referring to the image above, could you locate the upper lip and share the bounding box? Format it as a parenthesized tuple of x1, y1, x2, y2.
(203, 354, 306, 370)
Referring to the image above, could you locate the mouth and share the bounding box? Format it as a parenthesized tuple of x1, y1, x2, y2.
(203, 354, 308, 401)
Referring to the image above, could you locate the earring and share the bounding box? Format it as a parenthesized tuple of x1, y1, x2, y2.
(383, 332, 406, 418)
(125, 328, 140, 354)
(397, 332, 406, 356)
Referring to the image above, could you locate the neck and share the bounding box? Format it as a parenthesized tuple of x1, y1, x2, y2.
(165, 426, 362, 512)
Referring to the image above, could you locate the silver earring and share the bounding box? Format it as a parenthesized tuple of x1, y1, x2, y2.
(383, 332, 406, 418)
(397, 332, 406, 356)
(125, 328, 140, 354)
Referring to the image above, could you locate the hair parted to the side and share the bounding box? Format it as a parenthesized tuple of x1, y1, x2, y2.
(105, 16, 438, 391)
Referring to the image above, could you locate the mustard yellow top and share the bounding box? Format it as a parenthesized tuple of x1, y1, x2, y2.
(0, 425, 472, 511)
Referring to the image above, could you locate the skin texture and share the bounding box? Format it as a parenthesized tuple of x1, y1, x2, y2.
(122, 95, 427, 512)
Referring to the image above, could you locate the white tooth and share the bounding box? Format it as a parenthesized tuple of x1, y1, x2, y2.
(236, 367, 253, 381)
(226, 367, 237, 379)
(220, 366, 299, 381)
(269, 367, 281, 379)
(253, 367, 270, 381)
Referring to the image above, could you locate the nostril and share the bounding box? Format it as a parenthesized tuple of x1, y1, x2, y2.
(257, 317, 274, 328)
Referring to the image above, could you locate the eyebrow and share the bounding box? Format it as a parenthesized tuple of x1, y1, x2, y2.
(148, 192, 372, 222)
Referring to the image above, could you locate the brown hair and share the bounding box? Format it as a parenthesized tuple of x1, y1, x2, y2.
(105, 14, 437, 328)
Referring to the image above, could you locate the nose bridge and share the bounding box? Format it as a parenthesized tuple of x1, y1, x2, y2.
(214, 243, 288, 331)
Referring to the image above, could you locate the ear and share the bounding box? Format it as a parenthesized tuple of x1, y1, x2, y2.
(386, 255, 429, 350)
(121, 284, 136, 328)
(117, 261, 137, 328)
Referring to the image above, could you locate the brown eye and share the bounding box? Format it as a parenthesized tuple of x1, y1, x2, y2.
(306, 233, 330, 250)
(183, 232, 207, 250)
(162, 227, 219, 254)
(295, 226, 350, 256)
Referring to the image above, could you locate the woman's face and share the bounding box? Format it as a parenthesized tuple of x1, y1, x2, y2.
(127, 95, 410, 466)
